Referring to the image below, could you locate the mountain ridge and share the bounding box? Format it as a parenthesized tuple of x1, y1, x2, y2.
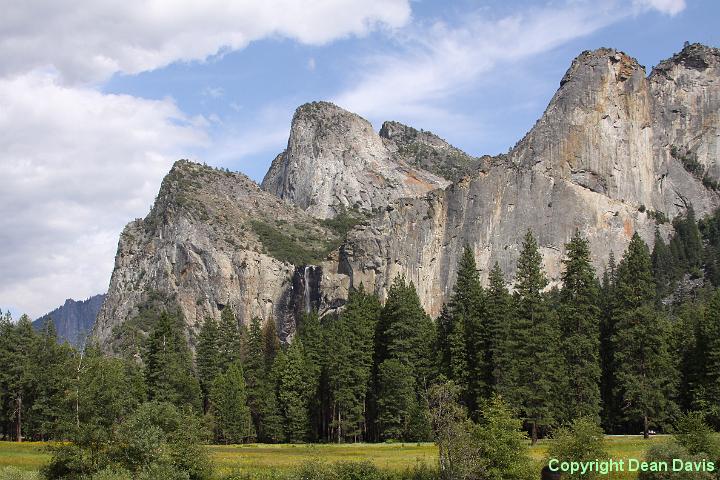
(93, 43, 720, 347)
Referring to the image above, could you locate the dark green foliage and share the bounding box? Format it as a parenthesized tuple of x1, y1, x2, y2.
(210, 363, 255, 444)
(196, 316, 221, 411)
(638, 441, 715, 480)
(244, 318, 283, 443)
(473, 395, 535, 480)
(652, 228, 675, 301)
(44, 401, 211, 480)
(438, 246, 488, 410)
(486, 263, 512, 394)
(504, 231, 566, 442)
(319, 206, 368, 237)
(546, 417, 608, 479)
(276, 339, 313, 442)
(322, 287, 381, 442)
(613, 233, 677, 437)
(249, 220, 338, 266)
(600, 252, 620, 432)
(559, 232, 602, 421)
(218, 307, 241, 369)
(374, 276, 434, 441)
(144, 311, 202, 412)
(691, 291, 720, 425)
(376, 359, 425, 441)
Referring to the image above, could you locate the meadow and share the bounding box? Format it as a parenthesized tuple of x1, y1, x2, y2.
(0, 435, 666, 479)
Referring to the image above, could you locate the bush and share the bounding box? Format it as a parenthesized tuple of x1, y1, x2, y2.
(546, 417, 608, 479)
(673, 411, 720, 457)
(638, 440, 715, 480)
(43, 401, 212, 480)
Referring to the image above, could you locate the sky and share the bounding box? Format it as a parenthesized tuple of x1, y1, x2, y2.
(1, 0, 719, 319)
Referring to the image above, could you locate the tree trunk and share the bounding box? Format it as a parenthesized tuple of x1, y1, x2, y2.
(15, 396, 22, 442)
(643, 415, 649, 439)
(531, 421, 538, 445)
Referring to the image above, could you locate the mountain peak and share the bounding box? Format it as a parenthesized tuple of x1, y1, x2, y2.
(560, 48, 644, 87)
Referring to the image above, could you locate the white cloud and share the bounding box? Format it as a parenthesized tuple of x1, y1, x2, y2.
(0, 72, 208, 317)
(634, 0, 686, 15)
(332, 1, 686, 125)
(0, 0, 411, 84)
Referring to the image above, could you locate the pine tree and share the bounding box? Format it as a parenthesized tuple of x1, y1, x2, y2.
(651, 227, 674, 301)
(245, 317, 283, 442)
(324, 286, 380, 442)
(210, 362, 255, 444)
(441, 245, 488, 410)
(196, 316, 221, 412)
(509, 230, 565, 443)
(277, 339, 313, 442)
(695, 289, 720, 425)
(373, 276, 434, 440)
(487, 263, 512, 393)
(559, 231, 601, 422)
(143, 310, 202, 411)
(376, 358, 422, 441)
(599, 252, 619, 432)
(218, 307, 241, 369)
(613, 233, 677, 438)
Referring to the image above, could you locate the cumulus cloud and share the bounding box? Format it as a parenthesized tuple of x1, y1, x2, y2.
(0, 0, 411, 84)
(0, 72, 208, 317)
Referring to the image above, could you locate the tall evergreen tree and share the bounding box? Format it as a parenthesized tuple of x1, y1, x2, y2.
(196, 316, 221, 412)
(217, 307, 241, 369)
(373, 276, 434, 441)
(210, 363, 255, 444)
(277, 339, 313, 442)
(487, 262, 512, 393)
(559, 231, 601, 422)
(651, 227, 674, 301)
(600, 252, 620, 432)
(144, 310, 202, 411)
(694, 289, 720, 425)
(324, 286, 380, 442)
(613, 233, 677, 438)
(245, 317, 283, 442)
(441, 245, 488, 410)
(508, 230, 565, 443)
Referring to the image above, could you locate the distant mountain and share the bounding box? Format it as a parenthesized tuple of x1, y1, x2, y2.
(34, 294, 105, 347)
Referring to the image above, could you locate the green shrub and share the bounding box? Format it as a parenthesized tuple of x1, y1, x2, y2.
(546, 417, 608, 479)
(637, 440, 715, 480)
(87, 467, 132, 480)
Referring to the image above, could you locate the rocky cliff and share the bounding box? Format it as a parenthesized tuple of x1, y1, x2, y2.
(95, 43, 720, 347)
(94, 161, 350, 348)
(341, 44, 720, 317)
(34, 294, 105, 347)
(261, 102, 451, 219)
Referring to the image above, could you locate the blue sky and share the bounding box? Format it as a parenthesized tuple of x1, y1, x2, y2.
(104, 0, 720, 181)
(1, 0, 718, 319)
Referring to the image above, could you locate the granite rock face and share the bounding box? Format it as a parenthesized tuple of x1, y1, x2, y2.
(95, 44, 720, 348)
(94, 161, 349, 349)
(34, 294, 105, 347)
(261, 101, 450, 219)
(340, 44, 720, 317)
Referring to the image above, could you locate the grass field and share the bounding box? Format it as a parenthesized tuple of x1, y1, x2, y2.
(0, 436, 668, 479)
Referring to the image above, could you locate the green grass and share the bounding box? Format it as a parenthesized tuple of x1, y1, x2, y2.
(0, 436, 670, 479)
(0, 442, 50, 471)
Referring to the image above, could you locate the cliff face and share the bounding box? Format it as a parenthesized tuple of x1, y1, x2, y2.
(94, 161, 349, 348)
(261, 102, 450, 219)
(95, 44, 720, 347)
(341, 44, 720, 317)
(34, 294, 105, 347)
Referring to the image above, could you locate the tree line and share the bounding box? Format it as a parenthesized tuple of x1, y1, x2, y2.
(2, 207, 720, 445)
